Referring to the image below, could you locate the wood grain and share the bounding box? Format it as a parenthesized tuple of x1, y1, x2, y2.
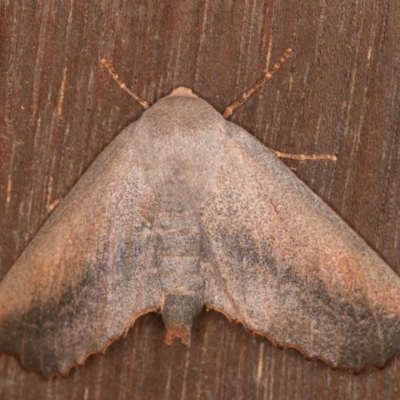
(1, 0, 399, 399)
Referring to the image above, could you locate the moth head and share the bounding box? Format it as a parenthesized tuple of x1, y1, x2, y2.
(168, 87, 199, 98)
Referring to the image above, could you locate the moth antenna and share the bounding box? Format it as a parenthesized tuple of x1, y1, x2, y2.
(270, 149, 337, 161)
(223, 48, 292, 118)
(101, 59, 150, 110)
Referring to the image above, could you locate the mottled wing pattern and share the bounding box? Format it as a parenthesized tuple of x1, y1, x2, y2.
(0, 123, 162, 377)
(200, 121, 400, 372)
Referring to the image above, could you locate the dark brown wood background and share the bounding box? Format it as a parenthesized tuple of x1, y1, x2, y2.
(1, 0, 400, 399)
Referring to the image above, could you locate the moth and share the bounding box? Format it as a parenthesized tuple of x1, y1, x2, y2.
(1, 49, 400, 378)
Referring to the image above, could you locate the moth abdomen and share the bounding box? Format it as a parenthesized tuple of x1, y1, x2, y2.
(155, 212, 205, 344)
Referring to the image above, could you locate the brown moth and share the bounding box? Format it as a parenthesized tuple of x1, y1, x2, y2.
(1, 49, 400, 378)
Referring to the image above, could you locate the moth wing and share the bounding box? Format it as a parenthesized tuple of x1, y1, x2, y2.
(200, 122, 400, 372)
(0, 123, 161, 377)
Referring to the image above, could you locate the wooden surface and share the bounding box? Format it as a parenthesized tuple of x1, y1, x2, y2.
(1, 0, 400, 399)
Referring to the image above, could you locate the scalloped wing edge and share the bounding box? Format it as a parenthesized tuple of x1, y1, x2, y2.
(0, 306, 161, 379)
(205, 305, 397, 374)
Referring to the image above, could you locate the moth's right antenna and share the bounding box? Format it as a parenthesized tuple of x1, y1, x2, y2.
(223, 48, 292, 119)
(101, 59, 150, 110)
(223, 49, 336, 162)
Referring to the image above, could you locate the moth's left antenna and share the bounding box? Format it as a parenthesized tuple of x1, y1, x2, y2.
(101, 59, 150, 110)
